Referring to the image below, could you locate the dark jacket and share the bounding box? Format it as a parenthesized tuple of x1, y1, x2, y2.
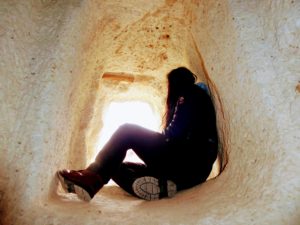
(163, 84, 218, 146)
(162, 84, 219, 187)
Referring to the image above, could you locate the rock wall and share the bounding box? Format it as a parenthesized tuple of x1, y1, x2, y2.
(0, 0, 299, 224)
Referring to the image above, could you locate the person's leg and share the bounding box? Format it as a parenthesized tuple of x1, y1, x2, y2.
(58, 123, 173, 201)
(112, 162, 177, 201)
(87, 123, 168, 184)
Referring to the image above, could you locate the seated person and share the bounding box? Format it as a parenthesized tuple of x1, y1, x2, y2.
(57, 67, 219, 201)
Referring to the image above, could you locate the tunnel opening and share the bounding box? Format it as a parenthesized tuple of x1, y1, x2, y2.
(92, 100, 161, 164)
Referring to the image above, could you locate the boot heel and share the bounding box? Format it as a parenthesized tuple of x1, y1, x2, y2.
(74, 185, 92, 202)
(167, 180, 177, 198)
(57, 171, 75, 193)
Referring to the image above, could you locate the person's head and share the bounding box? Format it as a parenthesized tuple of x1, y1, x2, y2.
(163, 67, 197, 127)
(166, 67, 196, 105)
(167, 67, 196, 97)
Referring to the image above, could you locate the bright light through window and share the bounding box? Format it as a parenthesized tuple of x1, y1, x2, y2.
(93, 101, 161, 163)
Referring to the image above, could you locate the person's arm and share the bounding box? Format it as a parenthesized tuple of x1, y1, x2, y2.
(163, 96, 192, 141)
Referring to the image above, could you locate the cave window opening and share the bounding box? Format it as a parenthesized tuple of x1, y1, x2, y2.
(93, 100, 161, 163)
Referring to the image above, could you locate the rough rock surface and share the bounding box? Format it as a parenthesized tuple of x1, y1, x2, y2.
(0, 0, 299, 224)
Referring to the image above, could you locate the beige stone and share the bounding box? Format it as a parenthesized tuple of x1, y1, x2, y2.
(0, 0, 299, 224)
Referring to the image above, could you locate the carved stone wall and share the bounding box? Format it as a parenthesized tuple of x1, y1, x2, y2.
(0, 1, 299, 224)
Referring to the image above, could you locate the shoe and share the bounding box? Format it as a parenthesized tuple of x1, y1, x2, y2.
(57, 170, 76, 193)
(56, 169, 104, 202)
(132, 176, 177, 201)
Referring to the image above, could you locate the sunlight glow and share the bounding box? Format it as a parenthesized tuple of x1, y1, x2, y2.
(93, 101, 161, 162)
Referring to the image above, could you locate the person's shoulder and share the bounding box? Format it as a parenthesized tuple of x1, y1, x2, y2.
(191, 83, 214, 106)
(195, 82, 210, 96)
(189, 83, 210, 99)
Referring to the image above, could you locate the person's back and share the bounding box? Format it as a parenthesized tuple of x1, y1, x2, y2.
(187, 84, 218, 146)
(163, 83, 218, 189)
(189, 85, 218, 178)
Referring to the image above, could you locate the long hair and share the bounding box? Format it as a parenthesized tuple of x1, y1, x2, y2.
(162, 67, 197, 128)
